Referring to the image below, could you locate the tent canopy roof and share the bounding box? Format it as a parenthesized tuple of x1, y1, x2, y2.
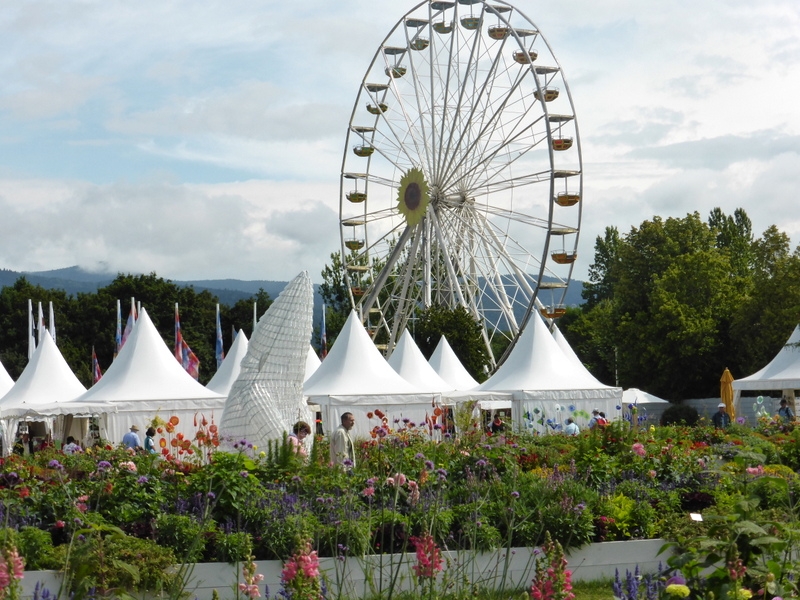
(479, 313, 620, 393)
(388, 330, 453, 393)
(733, 325, 800, 391)
(428, 336, 479, 391)
(303, 311, 421, 396)
(77, 307, 224, 403)
(206, 331, 249, 395)
(0, 330, 85, 409)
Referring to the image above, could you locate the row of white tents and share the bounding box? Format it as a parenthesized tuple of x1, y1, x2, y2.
(1, 270, 798, 453)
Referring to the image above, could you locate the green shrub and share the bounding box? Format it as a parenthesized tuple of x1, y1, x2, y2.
(17, 526, 61, 571)
(154, 513, 211, 562)
(660, 404, 699, 426)
(64, 523, 178, 600)
(212, 531, 253, 563)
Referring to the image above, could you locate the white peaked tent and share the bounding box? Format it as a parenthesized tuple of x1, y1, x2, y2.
(304, 311, 437, 438)
(0, 330, 87, 452)
(552, 326, 587, 371)
(733, 325, 800, 408)
(74, 306, 226, 444)
(428, 335, 479, 391)
(622, 388, 668, 405)
(206, 331, 249, 396)
(0, 361, 13, 398)
(479, 313, 622, 432)
(304, 346, 321, 382)
(221, 272, 315, 451)
(388, 330, 453, 393)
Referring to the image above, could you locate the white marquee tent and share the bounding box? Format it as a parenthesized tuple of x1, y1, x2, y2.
(388, 330, 453, 393)
(0, 361, 13, 398)
(733, 324, 800, 407)
(304, 311, 438, 438)
(304, 345, 321, 382)
(0, 330, 88, 452)
(206, 331, 249, 396)
(428, 336, 479, 391)
(73, 307, 226, 444)
(479, 313, 622, 433)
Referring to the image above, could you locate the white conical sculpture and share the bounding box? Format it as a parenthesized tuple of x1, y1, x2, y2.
(388, 330, 453, 392)
(220, 272, 315, 449)
(428, 335, 479, 390)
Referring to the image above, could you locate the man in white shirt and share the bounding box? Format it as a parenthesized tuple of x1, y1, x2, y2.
(330, 412, 356, 471)
(564, 418, 580, 436)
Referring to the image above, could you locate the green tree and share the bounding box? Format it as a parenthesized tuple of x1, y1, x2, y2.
(581, 226, 621, 310)
(412, 304, 491, 382)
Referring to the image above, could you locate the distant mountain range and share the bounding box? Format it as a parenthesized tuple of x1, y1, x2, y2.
(0, 266, 585, 320)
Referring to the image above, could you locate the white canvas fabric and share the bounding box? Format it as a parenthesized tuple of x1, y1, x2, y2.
(206, 331, 249, 396)
(427, 335, 479, 391)
(0, 360, 13, 398)
(304, 345, 321, 382)
(733, 325, 800, 391)
(304, 311, 421, 397)
(388, 330, 453, 393)
(0, 330, 87, 451)
(304, 311, 441, 438)
(221, 271, 315, 450)
(479, 313, 621, 433)
(622, 388, 668, 404)
(71, 306, 226, 444)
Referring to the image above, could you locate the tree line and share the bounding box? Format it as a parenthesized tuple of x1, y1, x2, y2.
(0, 273, 272, 386)
(319, 207, 800, 401)
(560, 207, 800, 400)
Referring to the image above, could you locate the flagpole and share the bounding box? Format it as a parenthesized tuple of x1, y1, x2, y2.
(48, 301, 56, 344)
(27, 299, 34, 359)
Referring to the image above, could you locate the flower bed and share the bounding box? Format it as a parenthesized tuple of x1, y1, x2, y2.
(0, 412, 799, 598)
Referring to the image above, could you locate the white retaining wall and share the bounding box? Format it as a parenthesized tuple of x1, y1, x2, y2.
(20, 538, 668, 599)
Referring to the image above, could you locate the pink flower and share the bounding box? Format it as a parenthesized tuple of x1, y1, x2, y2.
(281, 559, 298, 583)
(386, 477, 395, 486)
(631, 443, 646, 457)
(362, 486, 375, 497)
(746, 465, 764, 476)
(648, 470, 657, 478)
(395, 473, 407, 486)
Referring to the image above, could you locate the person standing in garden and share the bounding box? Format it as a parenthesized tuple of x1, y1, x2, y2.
(289, 421, 312, 459)
(564, 417, 580, 436)
(778, 398, 795, 422)
(144, 427, 157, 454)
(330, 412, 356, 471)
(712, 403, 731, 428)
(588, 409, 600, 429)
(122, 425, 142, 450)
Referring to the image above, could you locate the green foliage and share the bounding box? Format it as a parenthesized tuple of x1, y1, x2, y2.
(17, 526, 61, 570)
(0, 272, 271, 385)
(211, 531, 253, 563)
(154, 514, 211, 562)
(65, 522, 179, 600)
(660, 404, 699, 426)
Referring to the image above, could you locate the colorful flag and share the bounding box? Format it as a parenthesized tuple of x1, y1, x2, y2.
(48, 301, 56, 344)
(37, 302, 45, 343)
(182, 338, 200, 380)
(114, 299, 122, 358)
(320, 303, 328, 359)
(175, 303, 200, 379)
(121, 297, 136, 348)
(91, 346, 103, 384)
(215, 304, 225, 370)
(27, 299, 35, 359)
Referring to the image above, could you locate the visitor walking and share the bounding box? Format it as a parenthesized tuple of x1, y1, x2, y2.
(712, 403, 731, 428)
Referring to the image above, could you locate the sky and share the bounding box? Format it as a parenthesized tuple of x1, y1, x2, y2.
(1, 0, 799, 286)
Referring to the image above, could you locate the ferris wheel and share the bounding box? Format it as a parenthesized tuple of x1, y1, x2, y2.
(339, 0, 582, 367)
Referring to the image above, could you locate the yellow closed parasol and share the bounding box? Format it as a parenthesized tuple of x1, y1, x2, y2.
(720, 367, 735, 421)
